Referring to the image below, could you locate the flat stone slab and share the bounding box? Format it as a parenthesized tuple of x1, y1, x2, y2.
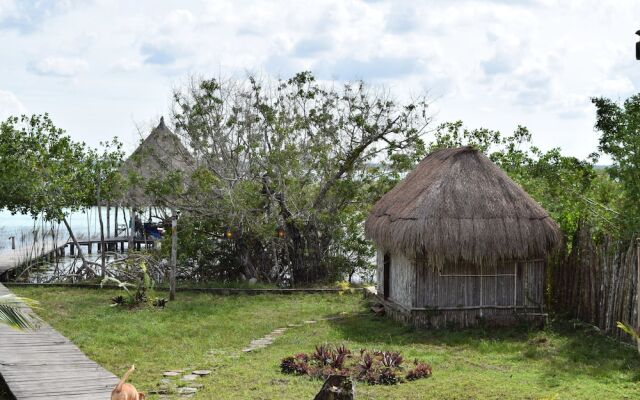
(178, 387, 199, 394)
(192, 370, 211, 376)
(163, 371, 181, 377)
(181, 374, 200, 381)
(304, 320, 317, 324)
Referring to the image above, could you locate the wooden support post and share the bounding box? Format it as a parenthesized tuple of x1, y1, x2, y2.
(87, 243, 92, 255)
(9, 236, 15, 250)
(120, 241, 124, 254)
(170, 208, 178, 301)
(97, 242, 101, 253)
(70, 244, 75, 256)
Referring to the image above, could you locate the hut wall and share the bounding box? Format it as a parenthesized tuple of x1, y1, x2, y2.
(375, 249, 415, 310)
(376, 249, 384, 295)
(410, 259, 545, 328)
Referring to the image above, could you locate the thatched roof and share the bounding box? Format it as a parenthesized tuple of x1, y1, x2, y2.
(119, 117, 194, 207)
(365, 146, 561, 267)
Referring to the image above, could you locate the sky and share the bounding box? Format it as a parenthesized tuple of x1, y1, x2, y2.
(0, 0, 638, 159)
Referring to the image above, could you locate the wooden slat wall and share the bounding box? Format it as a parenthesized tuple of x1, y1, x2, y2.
(552, 225, 637, 341)
(376, 249, 384, 295)
(415, 259, 544, 310)
(388, 253, 415, 309)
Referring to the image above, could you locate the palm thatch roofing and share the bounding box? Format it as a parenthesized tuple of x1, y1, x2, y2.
(365, 146, 561, 267)
(119, 117, 194, 207)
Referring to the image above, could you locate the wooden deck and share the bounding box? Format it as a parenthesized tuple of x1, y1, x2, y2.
(0, 236, 159, 278)
(0, 238, 68, 276)
(0, 283, 118, 399)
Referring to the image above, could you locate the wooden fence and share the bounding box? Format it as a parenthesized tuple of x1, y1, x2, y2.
(551, 225, 638, 341)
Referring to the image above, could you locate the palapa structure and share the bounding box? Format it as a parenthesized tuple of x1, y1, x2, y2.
(119, 117, 194, 300)
(365, 146, 561, 328)
(120, 116, 193, 207)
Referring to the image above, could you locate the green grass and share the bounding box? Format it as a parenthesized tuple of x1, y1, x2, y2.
(10, 286, 640, 399)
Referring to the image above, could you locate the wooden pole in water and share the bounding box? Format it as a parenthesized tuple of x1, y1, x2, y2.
(170, 208, 178, 301)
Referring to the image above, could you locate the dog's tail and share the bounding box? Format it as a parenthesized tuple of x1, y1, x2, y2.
(115, 365, 135, 392)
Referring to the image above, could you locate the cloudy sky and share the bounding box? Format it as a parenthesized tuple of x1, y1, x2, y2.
(0, 0, 638, 158)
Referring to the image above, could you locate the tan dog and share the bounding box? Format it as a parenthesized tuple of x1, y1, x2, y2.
(111, 365, 145, 400)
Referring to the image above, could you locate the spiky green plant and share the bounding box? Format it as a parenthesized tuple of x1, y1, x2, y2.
(616, 321, 640, 355)
(0, 294, 40, 330)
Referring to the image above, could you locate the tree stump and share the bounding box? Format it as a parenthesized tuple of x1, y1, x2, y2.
(313, 375, 354, 400)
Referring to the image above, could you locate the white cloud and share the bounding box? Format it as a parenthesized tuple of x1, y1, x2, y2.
(29, 56, 88, 77)
(0, 89, 26, 120)
(0, 0, 637, 159)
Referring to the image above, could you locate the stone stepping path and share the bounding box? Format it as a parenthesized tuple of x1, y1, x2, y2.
(153, 313, 356, 396)
(154, 369, 212, 397)
(243, 327, 288, 352)
(242, 312, 353, 353)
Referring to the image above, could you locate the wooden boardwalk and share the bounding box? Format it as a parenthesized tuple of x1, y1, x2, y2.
(0, 238, 68, 275)
(0, 283, 118, 399)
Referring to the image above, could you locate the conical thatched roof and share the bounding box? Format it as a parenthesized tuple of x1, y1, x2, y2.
(120, 117, 194, 207)
(365, 146, 561, 267)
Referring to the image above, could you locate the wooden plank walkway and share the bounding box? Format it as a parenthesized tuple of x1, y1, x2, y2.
(0, 237, 68, 275)
(0, 283, 118, 399)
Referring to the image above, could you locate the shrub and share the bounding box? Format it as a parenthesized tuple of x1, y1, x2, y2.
(406, 361, 433, 381)
(280, 344, 431, 385)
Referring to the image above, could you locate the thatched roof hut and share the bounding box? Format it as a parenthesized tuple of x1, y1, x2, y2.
(365, 146, 561, 328)
(119, 117, 194, 207)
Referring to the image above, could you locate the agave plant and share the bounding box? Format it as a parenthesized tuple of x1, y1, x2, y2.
(0, 294, 40, 331)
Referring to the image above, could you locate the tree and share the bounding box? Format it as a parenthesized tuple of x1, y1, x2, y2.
(0, 114, 124, 276)
(592, 95, 640, 234)
(171, 72, 430, 284)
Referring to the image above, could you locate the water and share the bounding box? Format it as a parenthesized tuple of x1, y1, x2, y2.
(0, 207, 134, 252)
(0, 207, 152, 282)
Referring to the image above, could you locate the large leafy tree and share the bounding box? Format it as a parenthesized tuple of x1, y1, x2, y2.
(592, 95, 640, 234)
(0, 114, 124, 276)
(172, 72, 430, 284)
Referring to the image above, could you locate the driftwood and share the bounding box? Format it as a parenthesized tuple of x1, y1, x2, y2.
(313, 375, 354, 400)
(552, 224, 638, 341)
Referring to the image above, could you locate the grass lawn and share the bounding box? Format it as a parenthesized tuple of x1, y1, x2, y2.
(10, 286, 640, 399)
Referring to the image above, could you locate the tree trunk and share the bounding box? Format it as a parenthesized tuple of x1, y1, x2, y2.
(62, 217, 97, 277)
(170, 208, 178, 301)
(128, 208, 134, 251)
(97, 183, 106, 278)
(106, 204, 111, 239)
(114, 206, 119, 237)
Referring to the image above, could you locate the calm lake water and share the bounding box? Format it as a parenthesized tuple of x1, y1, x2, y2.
(0, 207, 132, 251)
(0, 207, 141, 282)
